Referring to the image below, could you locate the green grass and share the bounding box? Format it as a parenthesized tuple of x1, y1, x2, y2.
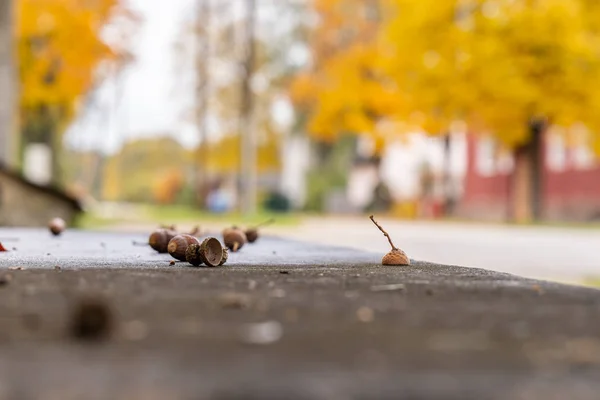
(140, 204, 301, 226)
(75, 203, 302, 230)
(580, 277, 600, 288)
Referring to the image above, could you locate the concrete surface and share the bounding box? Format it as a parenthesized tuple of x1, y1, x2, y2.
(264, 217, 600, 282)
(0, 228, 600, 399)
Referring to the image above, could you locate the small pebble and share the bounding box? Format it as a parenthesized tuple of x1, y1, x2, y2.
(269, 288, 286, 298)
(218, 292, 251, 309)
(239, 321, 283, 345)
(123, 320, 148, 341)
(357, 307, 374, 323)
(169, 261, 175, 266)
(370, 283, 405, 292)
(54, 265, 61, 271)
(279, 270, 289, 275)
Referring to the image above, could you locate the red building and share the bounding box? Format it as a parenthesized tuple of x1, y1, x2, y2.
(457, 131, 600, 222)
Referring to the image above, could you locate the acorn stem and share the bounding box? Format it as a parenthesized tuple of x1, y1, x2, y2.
(233, 242, 239, 252)
(253, 218, 275, 229)
(369, 215, 398, 251)
(188, 226, 201, 236)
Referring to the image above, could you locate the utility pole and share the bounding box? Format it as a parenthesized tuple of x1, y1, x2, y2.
(0, 0, 14, 166)
(195, 0, 211, 208)
(238, 0, 257, 215)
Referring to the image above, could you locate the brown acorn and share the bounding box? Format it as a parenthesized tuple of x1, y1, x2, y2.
(244, 218, 274, 244)
(149, 228, 177, 253)
(369, 215, 410, 266)
(185, 237, 226, 267)
(168, 234, 200, 261)
(223, 228, 246, 252)
(48, 217, 66, 236)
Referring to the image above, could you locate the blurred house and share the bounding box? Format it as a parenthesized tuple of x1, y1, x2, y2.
(457, 131, 600, 222)
(0, 164, 83, 227)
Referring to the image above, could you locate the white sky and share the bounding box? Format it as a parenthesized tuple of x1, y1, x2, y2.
(64, 0, 305, 155)
(64, 0, 209, 154)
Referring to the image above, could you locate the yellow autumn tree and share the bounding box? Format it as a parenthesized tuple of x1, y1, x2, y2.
(293, 0, 600, 221)
(290, 0, 396, 150)
(380, 0, 600, 220)
(16, 0, 136, 183)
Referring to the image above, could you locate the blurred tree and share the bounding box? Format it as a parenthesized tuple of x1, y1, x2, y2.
(178, 1, 302, 208)
(294, 0, 600, 221)
(16, 0, 136, 184)
(152, 169, 185, 205)
(102, 137, 193, 203)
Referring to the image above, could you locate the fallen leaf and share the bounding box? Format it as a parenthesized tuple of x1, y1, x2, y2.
(0, 242, 7, 252)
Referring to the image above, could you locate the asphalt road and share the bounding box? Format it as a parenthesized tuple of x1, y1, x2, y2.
(1, 228, 600, 399)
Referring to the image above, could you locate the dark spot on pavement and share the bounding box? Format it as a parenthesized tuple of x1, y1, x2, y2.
(70, 299, 113, 342)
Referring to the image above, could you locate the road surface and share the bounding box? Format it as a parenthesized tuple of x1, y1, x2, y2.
(265, 217, 600, 283)
(0, 228, 600, 399)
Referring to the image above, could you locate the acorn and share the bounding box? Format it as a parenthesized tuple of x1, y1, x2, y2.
(244, 218, 274, 244)
(148, 228, 177, 253)
(185, 237, 226, 267)
(167, 234, 200, 261)
(223, 228, 247, 252)
(369, 215, 410, 266)
(48, 217, 66, 236)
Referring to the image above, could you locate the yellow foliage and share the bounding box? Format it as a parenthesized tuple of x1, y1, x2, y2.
(16, 0, 135, 129)
(294, 0, 600, 151)
(153, 169, 185, 205)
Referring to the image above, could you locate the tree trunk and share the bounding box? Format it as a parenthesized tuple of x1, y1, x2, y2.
(238, 0, 257, 215)
(0, 0, 14, 166)
(441, 133, 455, 217)
(509, 119, 546, 222)
(195, 0, 210, 208)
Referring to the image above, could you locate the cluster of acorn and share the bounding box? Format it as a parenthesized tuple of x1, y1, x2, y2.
(42, 214, 409, 268)
(146, 219, 273, 268)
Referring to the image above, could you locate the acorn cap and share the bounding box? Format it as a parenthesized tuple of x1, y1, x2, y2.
(168, 234, 200, 261)
(223, 229, 246, 252)
(382, 249, 410, 266)
(199, 237, 225, 267)
(185, 243, 203, 266)
(219, 247, 229, 266)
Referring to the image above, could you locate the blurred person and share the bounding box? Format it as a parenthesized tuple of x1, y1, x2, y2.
(206, 178, 233, 213)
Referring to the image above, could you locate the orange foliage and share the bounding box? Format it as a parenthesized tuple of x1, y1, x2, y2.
(152, 169, 184, 205)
